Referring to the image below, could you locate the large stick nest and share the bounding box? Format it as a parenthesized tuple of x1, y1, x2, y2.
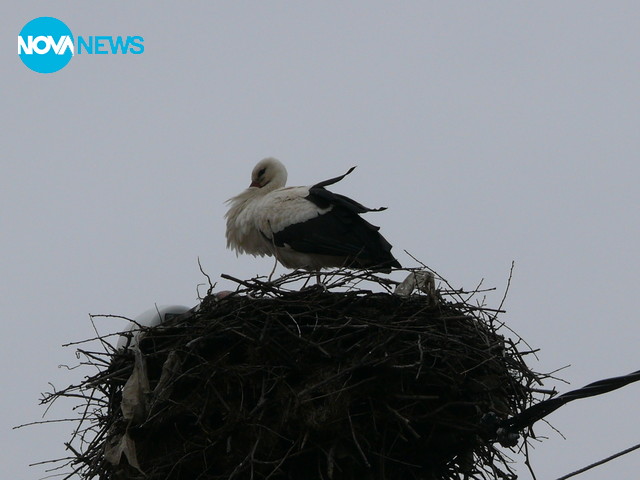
(37, 269, 550, 480)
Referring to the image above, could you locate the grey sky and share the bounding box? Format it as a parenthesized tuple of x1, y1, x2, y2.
(3, 2, 640, 479)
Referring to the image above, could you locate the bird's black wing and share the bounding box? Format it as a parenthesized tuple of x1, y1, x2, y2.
(272, 179, 400, 270)
(307, 167, 387, 213)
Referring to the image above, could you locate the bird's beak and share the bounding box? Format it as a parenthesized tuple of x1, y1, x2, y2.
(249, 181, 261, 188)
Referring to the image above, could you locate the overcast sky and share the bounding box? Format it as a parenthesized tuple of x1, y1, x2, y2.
(3, 2, 640, 479)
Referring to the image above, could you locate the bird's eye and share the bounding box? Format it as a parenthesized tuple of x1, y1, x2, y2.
(258, 168, 266, 177)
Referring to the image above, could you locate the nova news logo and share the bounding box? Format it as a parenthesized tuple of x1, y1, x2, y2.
(18, 17, 144, 73)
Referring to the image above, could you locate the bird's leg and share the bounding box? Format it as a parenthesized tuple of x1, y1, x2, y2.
(300, 270, 327, 292)
(267, 222, 279, 283)
(315, 270, 328, 291)
(267, 255, 278, 283)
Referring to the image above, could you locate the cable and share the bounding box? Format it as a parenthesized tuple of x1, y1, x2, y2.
(478, 369, 640, 478)
(554, 441, 640, 480)
(501, 369, 640, 433)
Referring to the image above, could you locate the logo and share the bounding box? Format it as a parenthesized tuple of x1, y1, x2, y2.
(18, 17, 144, 74)
(18, 17, 73, 73)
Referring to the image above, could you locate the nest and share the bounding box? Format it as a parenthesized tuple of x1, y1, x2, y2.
(36, 269, 550, 480)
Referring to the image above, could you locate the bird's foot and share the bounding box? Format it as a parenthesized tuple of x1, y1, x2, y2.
(300, 282, 328, 293)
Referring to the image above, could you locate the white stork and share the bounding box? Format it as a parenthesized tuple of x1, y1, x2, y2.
(225, 158, 400, 273)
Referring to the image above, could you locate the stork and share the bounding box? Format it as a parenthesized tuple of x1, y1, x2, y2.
(225, 158, 400, 277)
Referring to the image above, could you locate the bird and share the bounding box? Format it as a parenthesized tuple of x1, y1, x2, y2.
(225, 157, 400, 274)
(117, 305, 191, 350)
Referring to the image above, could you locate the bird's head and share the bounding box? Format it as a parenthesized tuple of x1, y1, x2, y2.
(250, 157, 288, 190)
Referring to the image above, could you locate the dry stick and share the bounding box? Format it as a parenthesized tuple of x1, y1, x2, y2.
(403, 250, 466, 303)
(276, 316, 331, 358)
(76, 349, 113, 366)
(61, 330, 126, 347)
(14, 418, 80, 430)
(461, 276, 486, 306)
(88, 312, 114, 356)
(197, 255, 215, 295)
(221, 273, 280, 294)
(348, 412, 371, 468)
(228, 431, 263, 480)
(523, 439, 538, 480)
(386, 405, 421, 440)
(28, 457, 75, 467)
(491, 260, 515, 323)
(263, 441, 298, 480)
(85, 367, 132, 387)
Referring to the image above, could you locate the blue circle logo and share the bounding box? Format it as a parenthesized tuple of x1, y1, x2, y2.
(18, 17, 74, 73)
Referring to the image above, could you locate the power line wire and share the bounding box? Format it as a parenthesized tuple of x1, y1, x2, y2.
(554, 441, 640, 480)
(501, 369, 640, 434)
(481, 369, 640, 478)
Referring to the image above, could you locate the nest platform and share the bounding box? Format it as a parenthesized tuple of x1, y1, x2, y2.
(38, 269, 547, 480)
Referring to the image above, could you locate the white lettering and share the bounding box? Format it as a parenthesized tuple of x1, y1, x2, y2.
(52, 36, 74, 55)
(17, 35, 74, 55)
(17, 36, 31, 54)
(32, 36, 49, 54)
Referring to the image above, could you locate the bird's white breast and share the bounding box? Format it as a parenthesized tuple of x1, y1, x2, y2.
(225, 189, 273, 256)
(226, 184, 333, 265)
(255, 186, 331, 236)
